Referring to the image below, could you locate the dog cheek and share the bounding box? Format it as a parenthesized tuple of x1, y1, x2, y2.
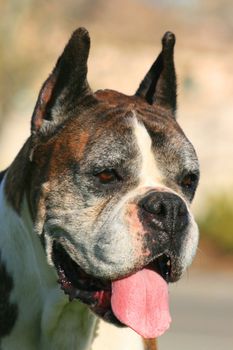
(93, 226, 133, 263)
(33, 182, 50, 236)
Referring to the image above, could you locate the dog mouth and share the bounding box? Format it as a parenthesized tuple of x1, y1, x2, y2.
(52, 242, 173, 338)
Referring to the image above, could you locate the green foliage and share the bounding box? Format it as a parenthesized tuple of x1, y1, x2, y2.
(198, 194, 233, 253)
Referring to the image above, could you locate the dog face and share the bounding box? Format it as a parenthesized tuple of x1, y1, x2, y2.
(28, 28, 199, 324)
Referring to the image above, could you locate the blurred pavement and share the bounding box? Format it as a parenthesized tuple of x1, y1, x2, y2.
(159, 271, 233, 350)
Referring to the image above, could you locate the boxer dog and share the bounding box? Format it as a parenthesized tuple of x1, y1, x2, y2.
(0, 28, 199, 350)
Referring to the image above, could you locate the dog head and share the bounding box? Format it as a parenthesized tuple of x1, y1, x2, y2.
(28, 28, 199, 330)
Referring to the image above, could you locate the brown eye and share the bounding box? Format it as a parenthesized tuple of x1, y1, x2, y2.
(95, 169, 121, 184)
(181, 173, 198, 190)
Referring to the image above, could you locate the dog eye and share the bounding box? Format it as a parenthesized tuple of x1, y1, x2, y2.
(181, 172, 199, 191)
(94, 169, 122, 184)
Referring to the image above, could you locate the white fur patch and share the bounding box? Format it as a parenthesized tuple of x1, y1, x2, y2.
(133, 118, 162, 188)
(180, 213, 199, 271)
(0, 176, 97, 350)
(132, 117, 199, 272)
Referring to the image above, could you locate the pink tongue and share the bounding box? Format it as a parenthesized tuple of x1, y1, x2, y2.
(111, 268, 171, 338)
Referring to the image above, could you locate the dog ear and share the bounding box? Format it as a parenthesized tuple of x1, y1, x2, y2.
(31, 27, 94, 134)
(135, 32, 176, 114)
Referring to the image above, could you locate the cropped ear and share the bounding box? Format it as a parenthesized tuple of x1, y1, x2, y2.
(135, 32, 176, 114)
(31, 27, 95, 134)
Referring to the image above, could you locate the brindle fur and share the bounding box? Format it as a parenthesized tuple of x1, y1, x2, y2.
(1, 28, 199, 349)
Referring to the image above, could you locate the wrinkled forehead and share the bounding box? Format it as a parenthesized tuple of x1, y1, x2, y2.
(75, 101, 198, 174)
(77, 109, 139, 168)
(93, 89, 186, 146)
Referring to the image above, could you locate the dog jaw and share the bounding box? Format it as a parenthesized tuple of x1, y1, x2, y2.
(1, 28, 200, 340)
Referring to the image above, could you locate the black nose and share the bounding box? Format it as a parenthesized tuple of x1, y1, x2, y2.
(139, 191, 188, 233)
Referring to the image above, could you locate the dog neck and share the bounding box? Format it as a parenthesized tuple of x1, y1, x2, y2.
(0, 174, 97, 350)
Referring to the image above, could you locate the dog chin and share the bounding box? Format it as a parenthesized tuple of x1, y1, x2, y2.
(51, 240, 179, 326)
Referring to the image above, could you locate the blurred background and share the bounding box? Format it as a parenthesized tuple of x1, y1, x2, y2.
(0, 0, 232, 349)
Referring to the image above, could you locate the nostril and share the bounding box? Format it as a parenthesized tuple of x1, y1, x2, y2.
(153, 202, 167, 218)
(139, 191, 189, 232)
(141, 196, 167, 218)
